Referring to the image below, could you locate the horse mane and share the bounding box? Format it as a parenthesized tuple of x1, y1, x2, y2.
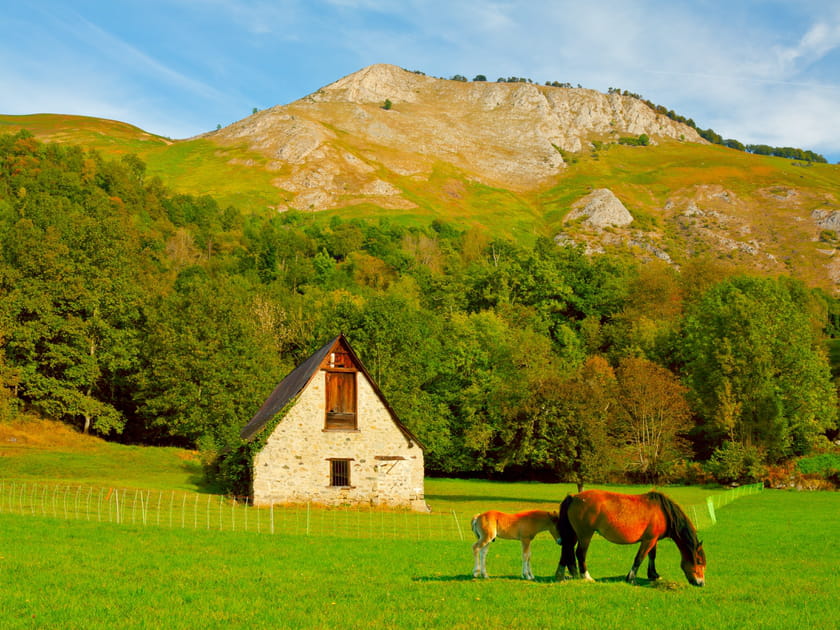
(647, 491, 701, 552)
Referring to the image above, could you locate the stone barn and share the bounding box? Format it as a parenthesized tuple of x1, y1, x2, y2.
(240, 334, 427, 511)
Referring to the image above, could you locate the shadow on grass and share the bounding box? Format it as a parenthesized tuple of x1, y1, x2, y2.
(412, 574, 561, 584)
(414, 573, 684, 589)
(562, 575, 685, 590)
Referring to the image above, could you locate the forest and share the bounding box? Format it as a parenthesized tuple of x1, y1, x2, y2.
(0, 130, 837, 490)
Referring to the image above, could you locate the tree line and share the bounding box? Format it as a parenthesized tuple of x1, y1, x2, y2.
(0, 131, 836, 490)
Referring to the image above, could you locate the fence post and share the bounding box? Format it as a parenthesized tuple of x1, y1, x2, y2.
(706, 496, 717, 525)
(452, 510, 464, 541)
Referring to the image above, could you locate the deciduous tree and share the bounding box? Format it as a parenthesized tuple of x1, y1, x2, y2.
(612, 356, 692, 481)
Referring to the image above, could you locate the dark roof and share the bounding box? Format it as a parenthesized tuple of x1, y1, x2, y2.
(239, 335, 338, 441)
(240, 334, 423, 449)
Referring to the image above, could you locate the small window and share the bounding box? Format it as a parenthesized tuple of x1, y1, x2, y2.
(330, 459, 351, 487)
(325, 371, 356, 430)
(328, 351, 353, 369)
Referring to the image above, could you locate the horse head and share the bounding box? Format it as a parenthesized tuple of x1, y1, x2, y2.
(680, 540, 706, 587)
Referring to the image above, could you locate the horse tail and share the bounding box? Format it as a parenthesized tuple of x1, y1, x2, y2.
(471, 514, 481, 540)
(558, 495, 578, 569)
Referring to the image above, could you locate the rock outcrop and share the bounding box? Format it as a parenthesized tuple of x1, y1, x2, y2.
(566, 188, 634, 227)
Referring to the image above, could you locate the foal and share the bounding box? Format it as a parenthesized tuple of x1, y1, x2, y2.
(471, 510, 562, 580)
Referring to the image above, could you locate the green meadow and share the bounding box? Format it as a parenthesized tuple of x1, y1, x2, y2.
(1, 490, 838, 629)
(1, 432, 838, 629)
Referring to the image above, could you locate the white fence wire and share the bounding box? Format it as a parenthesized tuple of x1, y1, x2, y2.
(0, 481, 762, 539)
(0, 482, 465, 540)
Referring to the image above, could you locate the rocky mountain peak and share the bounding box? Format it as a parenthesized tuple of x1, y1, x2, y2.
(210, 64, 705, 211)
(308, 64, 434, 105)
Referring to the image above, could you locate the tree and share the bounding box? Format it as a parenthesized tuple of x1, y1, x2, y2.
(133, 271, 281, 451)
(681, 276, 837, 462)
(521, 357, 615, 490)
(383, 99, 392, 110)
(612, 357, 692, 482)
(0, 143, 145, 435)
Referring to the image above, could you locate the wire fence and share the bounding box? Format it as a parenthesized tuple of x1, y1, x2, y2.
(0, 481, 466, 540)
(687, 482, 764, 530)
(0, 480, 761, 540)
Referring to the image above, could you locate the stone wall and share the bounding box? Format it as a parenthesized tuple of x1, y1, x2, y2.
(252, 369, 427, 511)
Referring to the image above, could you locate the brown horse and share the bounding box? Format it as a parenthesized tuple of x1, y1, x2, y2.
(472, 510, 562, 580)
(555, 490, 706, 587)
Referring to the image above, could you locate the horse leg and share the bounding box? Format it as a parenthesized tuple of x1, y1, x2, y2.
(556, 539, 579, 580)
(627, 538, 657, 584)
(473, 538, 490, 578)
(554, 551, 568, 581)
(521, 538, 534, 580)
(646, 543, 661, 581)
(576, 535, 595, 581)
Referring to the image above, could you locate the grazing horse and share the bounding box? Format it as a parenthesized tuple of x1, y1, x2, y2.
(555, 490, 706, 587)
(472, 510, 562, 580)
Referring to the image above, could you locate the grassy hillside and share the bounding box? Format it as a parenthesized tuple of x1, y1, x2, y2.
(4, 113, 839, 290)
(0, 419, 211, 491)
(0, 114, 280, 214)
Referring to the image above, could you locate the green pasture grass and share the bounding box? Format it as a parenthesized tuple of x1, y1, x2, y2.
(1, 490, 837, 629)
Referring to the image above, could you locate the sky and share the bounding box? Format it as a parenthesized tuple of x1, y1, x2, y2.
(2, 0, 839, 163)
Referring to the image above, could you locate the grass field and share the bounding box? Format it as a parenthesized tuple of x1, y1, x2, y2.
(1, 491, 837, 629)
(1, 421, 838, 629)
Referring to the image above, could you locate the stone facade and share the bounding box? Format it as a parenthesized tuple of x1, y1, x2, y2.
(251, 368, 427, 511)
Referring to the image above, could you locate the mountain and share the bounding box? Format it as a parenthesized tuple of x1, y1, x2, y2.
(2, 64, 840, 292)
(209, 64, 704, 210)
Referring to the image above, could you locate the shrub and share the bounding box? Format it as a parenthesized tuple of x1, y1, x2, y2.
(796, 453, 840, 487)
(706, 441, 768, 485)
(618, 134, 650, 147)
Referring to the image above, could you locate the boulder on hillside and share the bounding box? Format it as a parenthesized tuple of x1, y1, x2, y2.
(566, 188, 633, 227)
(812, 209, 840, 232)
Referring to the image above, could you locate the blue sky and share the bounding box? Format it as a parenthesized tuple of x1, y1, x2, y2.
(2, 1, 839, 162)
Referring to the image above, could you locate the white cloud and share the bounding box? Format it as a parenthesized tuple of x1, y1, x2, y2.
(776, 18, 840, 74)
